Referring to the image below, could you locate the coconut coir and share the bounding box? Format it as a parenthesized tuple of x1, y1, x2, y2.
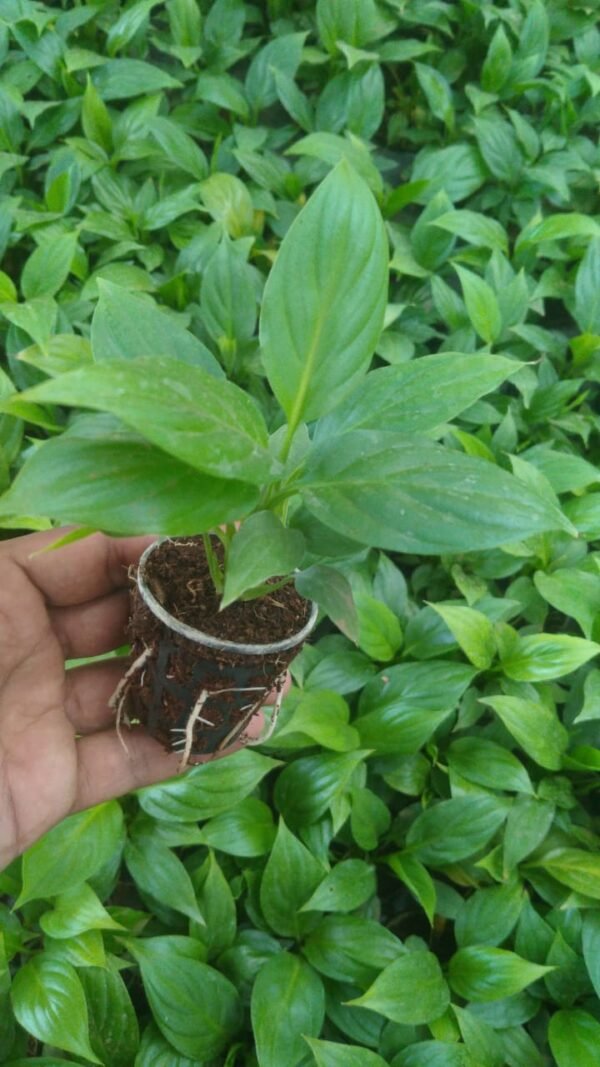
(123, 537, 311, 758)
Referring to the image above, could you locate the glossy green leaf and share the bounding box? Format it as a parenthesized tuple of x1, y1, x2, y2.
(198, 797, 276, 857)
(39, 883, 125, 939)
(260, 161, 388, 429)
(306, 1037, 388, 1067)
(406, 796, 509, 866)
(91, 281, 221, 375)
(251, 953, 325, 1067)
(480, 695, 568, 770)
(548, 1009, 600, 1067)
(150, 116, 207, 180)
(455, 265, 502, 344)
(260, 819, 325, 937)
(349, 951, 450, 1025)
(275, 690, 359, 752)
(447, 738, 533, 795)
(124, 834, 204, 924)
(221, 512, 304, 606)
(534, 568, 600, 641)
(295, 565, 359, 644)
(80, 967, 139, 1067)
(21, 233, 77, 300)
(138, 749, 280, 822)
(454, 881, 524, 949)
(302, 915, 404, 986)
(356, 661, 476, 754)
(431, 603, 496, 669)
(17, 802, 123, 907)
(129, 936, 241, 1060)
(11, 955, 99, 1063)
(0, 427, 258, 534)
(301, 432, 569, 554)
(529, 849, 600, 900)
(301, 859, 376, 913)
(386, 852, 436, 925)
(21, 357, 272, 485)
(392, 1042, 470, 1067)
(501, 633, 600, 681)
(449, 946, 553, 1002)
(355, 592, 403, 661)
(317, 354, 517, 437)
(273, 749, 368, 828)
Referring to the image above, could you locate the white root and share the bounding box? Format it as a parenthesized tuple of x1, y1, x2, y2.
(177, 689, 211, 771)
(108, 646, 153, 756)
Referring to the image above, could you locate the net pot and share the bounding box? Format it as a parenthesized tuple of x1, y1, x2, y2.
(113, 537, 318, 761)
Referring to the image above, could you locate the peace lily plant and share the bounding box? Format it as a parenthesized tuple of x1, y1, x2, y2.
(0, 162, 570, 609)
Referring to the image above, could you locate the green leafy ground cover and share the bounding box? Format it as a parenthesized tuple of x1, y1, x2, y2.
(1, 0, 600, 1064)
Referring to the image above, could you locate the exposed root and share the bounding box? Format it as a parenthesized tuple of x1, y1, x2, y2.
(108, 646, 153, 756)
(174, 689, 211, 771)
(247, 673, 286, 746)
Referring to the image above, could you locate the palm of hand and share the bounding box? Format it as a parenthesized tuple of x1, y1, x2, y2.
(0, 530, 181, 870)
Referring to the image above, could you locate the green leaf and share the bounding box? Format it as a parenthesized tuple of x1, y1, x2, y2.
(21, 233, 77, 300)
(525, 214, 600, 244)
(415, 63, 454, 131)
(303, 915, 404, 985)
(302, 432, 568, 554)
(192, 851, 236, 959)
(17, 802, 123, 907)
(448, 738, 533, 795)
(80, 967, 139, 1067)
(138, 749, 280, 821)
(317, 354, 517, 436)
(480, 694, 568, 770)
(548, 1009, 600, 1067)
(430, 603, 495, 669)
(448, 946, 553, 1003)
(355, 592, 403, 661)
(260, 819, 325, 937)
(221, 512, 305, 607)
(91, 281, 221, 375)
(200, 235, 257, 347)
(251, 953, 325, 1067)
(199, 797, 276, 857)
(11, 955, 99, 1063)
(295, 565, 359, 644)
(124, 834, 204, 925)
(503, 796, 555, 872)
(482, 25, 513, 92)
(260, 161, 388, 430)
(454, 881, 524, 949)
(348, 951, 450, 1025)
(582, 912, 600, 998)
(129, 936, 241, 1060)
(273, 750, 368, 828)
(39, 883, 125, 939)
(529, 849, 600, 900)
(306, 1037, 388, 1067)
(406, 796, 509, 866)
(301, 860, 376, 913)
(501, 633, 600, 681)
(20, 358, 273, 485)
(430, 210, 508, 254)
(392, 1042, 470, 1067)
(92, 58, 181, 100)
(574, 238, 600, 334)
(287, 132, 383, 195)
(199, 172, 254, 238)
(356, 661, 476, 754)
(574, 669, 600, 724)
(474, 114, 523, 186)
(455, 265, 502, 344)
(274, 690, 360, 752)
(316, 0, 396, 52)
(150, 116, 207, 180)
(386, 852, 436, 925)
(81, 76, 112, 153)
(0, 426, 258, 535)
(534, 569, 600, 641)
(453, 1006, 504, 1067)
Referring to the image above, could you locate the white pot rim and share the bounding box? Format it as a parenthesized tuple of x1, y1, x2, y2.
(136, 537, 319, 655)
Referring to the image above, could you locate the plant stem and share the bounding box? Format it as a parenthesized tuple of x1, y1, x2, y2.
(202, 532, 224, 594)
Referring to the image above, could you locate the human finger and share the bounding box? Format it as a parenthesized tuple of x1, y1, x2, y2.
(64, 658, 127, 734)
(0, 527, 156, 607)
(72, 713, 265, 810)
(50, 589, 130, 660)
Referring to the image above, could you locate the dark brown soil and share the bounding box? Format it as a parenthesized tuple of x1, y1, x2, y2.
(144, 536, 309, 643)
(122, 537, 312, 758)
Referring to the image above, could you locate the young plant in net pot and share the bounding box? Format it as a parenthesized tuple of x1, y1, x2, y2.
(0, 161, 574, 765)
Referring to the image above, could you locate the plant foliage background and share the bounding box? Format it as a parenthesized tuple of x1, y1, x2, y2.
(1, 0, 600, 1064)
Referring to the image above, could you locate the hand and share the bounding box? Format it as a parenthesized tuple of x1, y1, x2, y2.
(0, 528, 269, 870)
